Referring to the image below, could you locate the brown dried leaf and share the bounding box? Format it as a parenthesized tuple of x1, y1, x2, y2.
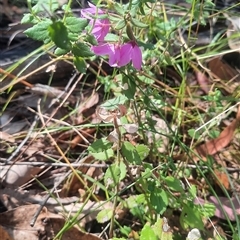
(214, 169, 230, 190)
(0, 131, 15, 143)
(0, 225, 13, 240)
(0, 204, 102, 240)
(1, 164, 43, 187)
(46, 211, 102, 240)
(0, 205, 47, 240)
(208, 56, 240, 82)
(196, 106, 240, 158)
(195, 70, 210, 94)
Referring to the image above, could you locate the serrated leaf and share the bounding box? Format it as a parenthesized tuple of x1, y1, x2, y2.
(164, 176, 184, 192)
(32, 0, 59, 13)
(88, 138, 114, 161)
(74, 57, 87, 73)
(136, 144, 149, 160)
(65, 17, 88, 33)
(202, 203, 216, 218)
(180, 204, 204, 230)
(140, 224, 157, 240)
(67, 32, 79, 41)
(101, 95, 127, 110)
(48, 21, 71, 50)
(96, 209, 113, 223)
(72, 42, 94, 57)
(121, 141, 142, 164)
(21, 13, 35, 24)
(85, 34, 98, 45)
(131, 18, 148, 28)
(123, 194, 145, 209)
(54, 48, 69, 56)
(24, 19, 52, 42)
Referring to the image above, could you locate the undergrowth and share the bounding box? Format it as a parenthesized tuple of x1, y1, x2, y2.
(1, 0, 240, 239)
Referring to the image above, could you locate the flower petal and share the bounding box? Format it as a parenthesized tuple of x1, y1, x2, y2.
(91, 43, 113, 55)
(92, 19, 110, 41)
(118, 43, 132, 67)
(108, 45, 121, 67)
(131, 44, 142, 70)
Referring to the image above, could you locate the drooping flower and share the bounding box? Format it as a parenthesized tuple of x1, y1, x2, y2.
(91, 41, 142, 70)
(81, 2, 110, 42)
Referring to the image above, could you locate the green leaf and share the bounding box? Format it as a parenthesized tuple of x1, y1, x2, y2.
(85, 34, 98, 45)
(32, 0, 59, 13)
(101, 95, 128, 110)
(121, 141, 142, 165)
(140, 224, 157, 240)
(48, 21, 71, 50)
(104, 162, 126, 188)
(188, 129, 201, 139)
(65, 17, 88, 33)
(54, 47, 69, 56)
(131, 18, 148, 28)
(74, 57, 87, 73)
(88, 138, 114, 161)
(104, 33, 120, 42)
(150, 189, 168, 214)
(136, 144, 149, 161)
(115, 19, 126, 30)
(137, 75, 154, 84)
(67, 32, 79, 41)
(122, 75, 136, 99)
(113, 3, 125, 15)
(96, 209, 113, 223)
(24, 19, 52, 42)
(201, 203, 216, 218)
(72, 42, 94, 57)
(164, 176, 184, 192)
(180, 203, 204, 230)
(21, 13, 36, 24)
(152, 218, 173, 240)
(123, 194, 146, 209)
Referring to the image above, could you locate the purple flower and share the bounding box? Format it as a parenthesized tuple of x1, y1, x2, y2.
(81, 2, 110, 42)
(91, 41, 142, 70)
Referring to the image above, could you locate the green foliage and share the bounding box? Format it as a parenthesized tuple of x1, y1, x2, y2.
(24, 19, 52, 42)
(88, 138, 114, 161)
(20, 0, 237, 238)
(96, 209, 113, 223)
(104, 161, 126, 188)
(121, 141, 143, 164)
(140, 224, 158, 240)
(150, 188, 168, 215)
(72, 42, 94, 57)
(48, 21, 71, 49)
(73, 57, 87, 73)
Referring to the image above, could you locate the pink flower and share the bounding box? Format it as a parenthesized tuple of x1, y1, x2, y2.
(81, 2, 110, 42)
(91, 41, 142, 70)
